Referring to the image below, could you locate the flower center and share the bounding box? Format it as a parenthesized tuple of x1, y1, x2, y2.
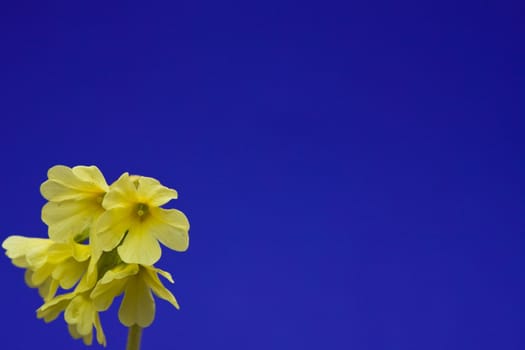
(136, 203, 149, 218)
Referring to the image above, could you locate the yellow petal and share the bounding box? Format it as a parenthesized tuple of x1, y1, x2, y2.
(31, 263, 54, 286)
(40, 181, 90, 202)
(94, 208, 133, 252)
(31, 242, 71, 265)
(2, 236, 53, 262)
(2, 237, 75, 273)
(91, 264, 139, 311)
(41, 165, 108, 196)
(38, 278, 60, 301)
(148, 208, 190, 252)
(154, 267, 174, 283)
(82, 332, 94, 346)
(137, 176, 178, 206)
(46, 165, 82, 189)
(71, 242, 91, 262)
(98, 263, 139, 284)
(71, 165, 109, 192)
(12, 256, 29, 268)
(118, 223, 161, 265)
(93, 312, 107, 346)
(86, 250, 102, 287)
(73, 273, 95, 293)
(91, 277, 128, 311)
(42, 199, 103, 242)
(68, 323, 82, 339)
(37, 292, 75, 322)
(143, 266, 180, 309)
(24, 270, 36, 287)
(67, 323, 95, 346)
(52, 258, 87, 289)
(118, 273, 155, 327)
(102, 173, 137, 209)
(64, 295, 95, 335)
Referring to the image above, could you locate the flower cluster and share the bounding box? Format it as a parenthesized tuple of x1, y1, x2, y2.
(2, 165, 190, 346)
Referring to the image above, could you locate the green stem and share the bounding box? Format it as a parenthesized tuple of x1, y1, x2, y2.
(126, 325, 143, 350)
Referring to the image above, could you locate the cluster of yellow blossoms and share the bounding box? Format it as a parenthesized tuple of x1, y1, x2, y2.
(2, 165, 190, 346)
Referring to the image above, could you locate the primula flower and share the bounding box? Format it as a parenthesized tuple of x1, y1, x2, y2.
(41, 165, 109, 243)
(3, 164, 190, 348)
(37, 276, 106, 346)
(91, 263, 179, 327)
(2, 236, 91, 301)
(94, 173, 189, 265)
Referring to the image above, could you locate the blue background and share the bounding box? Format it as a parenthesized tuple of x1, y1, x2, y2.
(0, 1, 523, 349)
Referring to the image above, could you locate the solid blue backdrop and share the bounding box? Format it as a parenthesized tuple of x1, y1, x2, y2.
(0, 1, 523, 349)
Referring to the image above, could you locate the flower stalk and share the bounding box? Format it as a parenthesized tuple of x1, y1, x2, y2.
(126, 325, 143, 350)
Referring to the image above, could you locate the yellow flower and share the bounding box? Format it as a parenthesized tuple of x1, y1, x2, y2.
(37, 277, 106, 346)
(2, 236, 90, 301)
(91, 263, 179, 327)
(4, 165, 191, 347)
(94, 173, 189, 265)
(41, 165, 109, 243)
